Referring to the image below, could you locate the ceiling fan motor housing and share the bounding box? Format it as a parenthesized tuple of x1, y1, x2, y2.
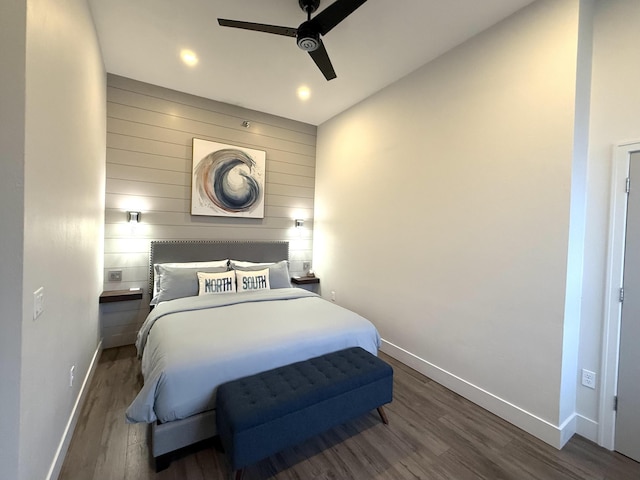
(298, 0, 320, 14)
(297, 21, 320, 51)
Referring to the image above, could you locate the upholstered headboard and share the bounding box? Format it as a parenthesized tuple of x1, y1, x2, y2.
(148, 240, 289, 295)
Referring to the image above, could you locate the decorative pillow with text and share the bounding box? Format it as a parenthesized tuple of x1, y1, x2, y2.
(197, 270, 236, 295)
(235, 268, 271, 293)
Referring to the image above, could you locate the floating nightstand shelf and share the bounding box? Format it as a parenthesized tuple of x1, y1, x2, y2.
(291, 276, 320, 285)
(99, 289, 143, 304)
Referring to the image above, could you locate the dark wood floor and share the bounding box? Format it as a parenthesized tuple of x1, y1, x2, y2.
(59, 346, 640, 480)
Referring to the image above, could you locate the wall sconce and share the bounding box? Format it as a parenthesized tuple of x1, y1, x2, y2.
(242, 120, 251, 128)
(295, 219, 304, 228)
(127, 211, 141, 224)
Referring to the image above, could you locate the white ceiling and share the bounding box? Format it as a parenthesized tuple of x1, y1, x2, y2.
(88, 0, 535, 126)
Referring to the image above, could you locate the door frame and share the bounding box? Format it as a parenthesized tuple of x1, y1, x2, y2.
(600, 140, 640, 449)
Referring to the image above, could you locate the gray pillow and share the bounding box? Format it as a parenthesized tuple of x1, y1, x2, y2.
(152, 265, 228, 304)
(230, 260, 292, 289)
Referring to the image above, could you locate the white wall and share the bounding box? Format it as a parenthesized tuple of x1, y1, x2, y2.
(314, 0, 583, 447)
(0, 2, 26, 479)
(576, 0, 640, 440)
(19, 1, 106, 479)
(559, 0, 593, 439)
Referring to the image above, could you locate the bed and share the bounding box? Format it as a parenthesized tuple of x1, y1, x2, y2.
(125, 240, 381, 466)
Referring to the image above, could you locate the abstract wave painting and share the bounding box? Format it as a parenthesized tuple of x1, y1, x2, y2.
(191, 139, 266, 218)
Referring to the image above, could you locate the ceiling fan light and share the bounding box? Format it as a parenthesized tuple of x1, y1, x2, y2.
(298, 36, 319, 51)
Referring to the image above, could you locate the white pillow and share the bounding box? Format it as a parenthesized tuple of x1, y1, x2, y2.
(153, 265, 228, 304)
(230, 260, 274, 268)
(197, 271, 236, 295)
(236, 268, 271, 293)
(153, 259, 229, 299)
(231, 260, 291, 289)
(160, 260, 229, 268)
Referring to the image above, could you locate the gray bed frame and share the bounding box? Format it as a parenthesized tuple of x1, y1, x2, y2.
(146, 240, 290, 465)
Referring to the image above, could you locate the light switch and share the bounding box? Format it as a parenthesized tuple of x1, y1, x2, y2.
(33, 287, 44, 320)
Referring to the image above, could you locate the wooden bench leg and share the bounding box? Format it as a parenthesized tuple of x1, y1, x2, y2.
(377, 406, 389, 425)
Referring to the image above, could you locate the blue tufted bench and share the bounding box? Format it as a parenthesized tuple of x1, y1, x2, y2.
(216, 347, 393, 480)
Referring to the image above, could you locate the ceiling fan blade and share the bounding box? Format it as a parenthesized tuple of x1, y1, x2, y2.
(308, 40, 337, 81)
(218, 19, 297, 37)
(309, 0, 368, 36)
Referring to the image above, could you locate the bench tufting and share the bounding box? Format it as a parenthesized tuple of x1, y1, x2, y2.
(216, 347, 393, 479)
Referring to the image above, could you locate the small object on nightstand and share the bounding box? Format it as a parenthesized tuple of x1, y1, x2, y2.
(99, 288, 143, 303)
(291, 276, 320, 285)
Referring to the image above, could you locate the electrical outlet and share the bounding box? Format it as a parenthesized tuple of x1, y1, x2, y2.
(69, 365, 75, 388)
(303, 261, 311, 272)
(108, 270, 122, 282)
(582, 369, 596, 389)
(330, 290, 336, 302)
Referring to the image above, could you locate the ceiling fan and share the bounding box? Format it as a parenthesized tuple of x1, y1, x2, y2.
(218, 0, 368, 81)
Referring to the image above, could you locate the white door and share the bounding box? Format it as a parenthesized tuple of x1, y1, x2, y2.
(616, 151, 640, 462)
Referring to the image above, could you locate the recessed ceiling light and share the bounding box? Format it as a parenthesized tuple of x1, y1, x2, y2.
(180, 49, 198, 67)
(297, 86, 311, 101)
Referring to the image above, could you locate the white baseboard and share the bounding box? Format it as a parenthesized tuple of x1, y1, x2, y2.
(576, 414, 599, 443)
(380, 339, 576, 449)
(47, 340, 103, 480)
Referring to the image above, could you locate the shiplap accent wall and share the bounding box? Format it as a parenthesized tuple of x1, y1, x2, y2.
(102, 74, 317, 347)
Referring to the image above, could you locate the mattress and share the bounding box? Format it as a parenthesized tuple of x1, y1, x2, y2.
(125, 288, 381, 424)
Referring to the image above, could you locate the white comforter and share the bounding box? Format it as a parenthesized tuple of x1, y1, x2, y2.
(125, 288, 381, 423)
